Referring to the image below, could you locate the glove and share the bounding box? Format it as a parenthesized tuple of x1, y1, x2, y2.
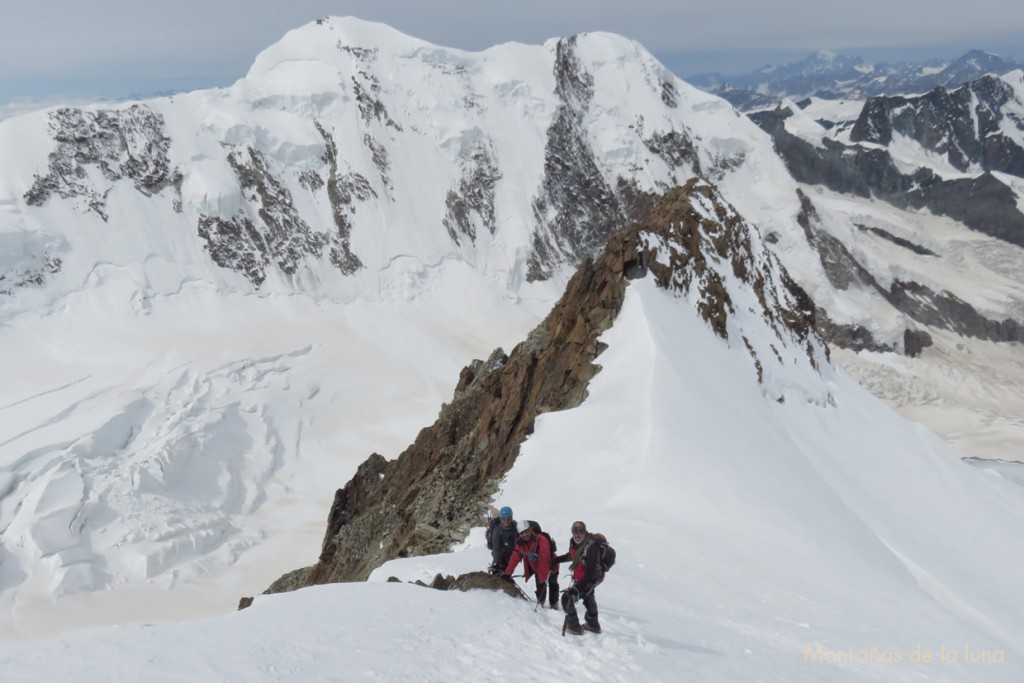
(500, 573, 513, 582)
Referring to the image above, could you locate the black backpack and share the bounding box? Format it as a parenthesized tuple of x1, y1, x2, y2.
(527, 520, 557, 559)
(591, 532, 616, 574)
(485, 517, 500, 550)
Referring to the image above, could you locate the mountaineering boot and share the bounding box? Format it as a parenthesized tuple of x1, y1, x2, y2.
(582, 623, 602, 633)
(584, 615, 601, 633)
(565, 622, 584, 635)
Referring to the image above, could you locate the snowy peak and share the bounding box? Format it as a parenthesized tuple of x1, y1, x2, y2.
(246, 16, 435, 80)
(2, 15, 761, 307)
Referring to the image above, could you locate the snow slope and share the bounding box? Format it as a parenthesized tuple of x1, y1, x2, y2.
(3, 278, 1022, 681)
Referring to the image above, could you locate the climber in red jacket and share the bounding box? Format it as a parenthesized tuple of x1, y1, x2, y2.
(502, 520, 556, 607)
(552, 520, 602, 634)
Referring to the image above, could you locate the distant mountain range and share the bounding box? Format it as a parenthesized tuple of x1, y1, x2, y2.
(689, 49, 1024, 110)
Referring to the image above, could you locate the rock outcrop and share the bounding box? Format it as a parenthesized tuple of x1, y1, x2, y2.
(24, 105, 182, 220)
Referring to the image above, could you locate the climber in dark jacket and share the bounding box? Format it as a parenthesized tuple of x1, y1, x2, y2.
(553, 520, 602, 634)
(489, 506, 519, 573)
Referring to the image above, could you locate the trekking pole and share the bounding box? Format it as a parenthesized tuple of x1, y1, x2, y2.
(510, 577, 531, 602)
(560, 588, 569, 636)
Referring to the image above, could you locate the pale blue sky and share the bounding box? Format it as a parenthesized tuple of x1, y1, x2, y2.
(2, 0, 1022, 104)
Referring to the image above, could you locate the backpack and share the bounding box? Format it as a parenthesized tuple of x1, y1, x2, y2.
(591, 532, 616, 574)
(527, 520, 557, 559)
(485, 517, 500, 550)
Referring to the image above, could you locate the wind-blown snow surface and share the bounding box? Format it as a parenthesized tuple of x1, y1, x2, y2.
(4, 279, 1023, 681)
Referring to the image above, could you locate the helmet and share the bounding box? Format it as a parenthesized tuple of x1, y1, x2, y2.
(499, 506, 513, 520)
(517, 520, 534, 535)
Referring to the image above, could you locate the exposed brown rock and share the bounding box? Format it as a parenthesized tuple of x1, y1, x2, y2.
(423, 571, 525, 598)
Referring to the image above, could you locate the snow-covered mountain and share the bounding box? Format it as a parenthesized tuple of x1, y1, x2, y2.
(0, 15, 1022, 663)
(691, 49, 1024, 110)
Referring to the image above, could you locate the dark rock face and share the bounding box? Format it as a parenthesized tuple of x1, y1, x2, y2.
(443, 139, 502, 245)
(750, 109, 910, 198)
(850, 76, 1024, 176)
(197, 146, 362, 286)
(888, 280, 1024, 342)
(527, 37, 669, 280)
(24, 105, 182, 220)
(268, 179, 826, 592)
(905, 173, 1024, 247)
(752, 77, 1024, 249)
(815, 310, 895, 354)
(314, 122, 369, 274)
(0, 253, 62, 296)
(903, 329, 934, 358)
(855, 225, 937, 257)
(795, 191, 882, 293)
(340, 44, 399, 197)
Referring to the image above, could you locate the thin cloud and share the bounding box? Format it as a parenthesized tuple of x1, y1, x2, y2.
(1, 1, 1022, 101)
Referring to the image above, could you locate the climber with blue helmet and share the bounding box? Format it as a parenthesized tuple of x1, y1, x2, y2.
(486, 505, 518, 574)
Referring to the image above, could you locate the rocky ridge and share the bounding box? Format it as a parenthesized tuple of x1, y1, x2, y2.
(266, 178, 825, 592)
